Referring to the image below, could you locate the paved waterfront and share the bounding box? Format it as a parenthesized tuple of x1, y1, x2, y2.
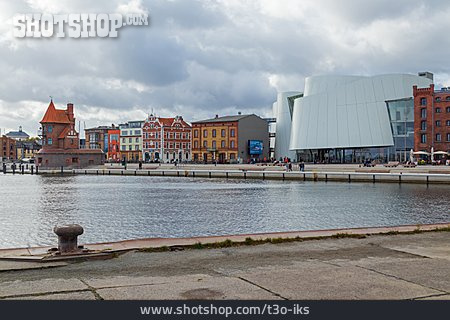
(0, 231, 449, 300)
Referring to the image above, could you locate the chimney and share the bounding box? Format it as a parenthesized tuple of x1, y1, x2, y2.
(67, 103, 74, 122)
(215, 114, 219, 119)
(238, 111, 242, 115)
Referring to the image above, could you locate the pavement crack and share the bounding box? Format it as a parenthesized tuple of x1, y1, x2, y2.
(79, 279, 104, 300)
(354, 264, 447, 295)
(411, 292, 449, 300)
(237, 276, 289, 300)
(0, 289, 91, 300)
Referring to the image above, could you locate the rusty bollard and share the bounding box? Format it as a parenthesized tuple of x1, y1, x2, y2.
(53, 224, 84, 254)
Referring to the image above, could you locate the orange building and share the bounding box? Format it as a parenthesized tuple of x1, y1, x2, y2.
(192, 114, 269, 163)
(0, 135, 16, 161)
(108, 128, 121, 162)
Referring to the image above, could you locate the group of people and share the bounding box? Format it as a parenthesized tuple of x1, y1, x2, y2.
(282, 158, 305, 172)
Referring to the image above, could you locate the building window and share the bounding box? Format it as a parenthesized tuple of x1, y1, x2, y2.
(230, 140, 235, 148)
(212, 129, 216, 137)
(230, 129, 235, 137)
(122, 146, 126, 151)
(421, 121, 427, 130)
(221, 140, 225, 148)
(122, 130, 128, 136)
(203, 141, 207, 147)
(420, 98, 427, 105)
(212, 140, 216, 148)
(447, 107, 450, 113)
(436, 120, 441, 127)
(203, 130, 207, 138)
(230, 153, 235, 160)
(221, 129, 226, 137)
(446, 96, 450, 101)
(135, 145, 139, 151)
(129, 146, 132, 151)
(194, 130, 198, 138)
(128, 138, 132, 143)
(436, 97, 441, 102)
(194, 140, 198, 148)
(436, 133, 442, 142)
(47, 126, 53, 133)
(122, 138, 125, 143)
(447, 120, 450, 126)
(48, 138, 52, 145)
(447, 133, 450, 142)
(436, 107, 441, 113)
(135, 137, 139, 142)
(135, 130, 141, 135)
(421, 108, 427, 119)
(421, 134, 426, 144)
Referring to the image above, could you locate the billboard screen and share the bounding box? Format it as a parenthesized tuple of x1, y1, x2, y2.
(248, 140, 263, 155)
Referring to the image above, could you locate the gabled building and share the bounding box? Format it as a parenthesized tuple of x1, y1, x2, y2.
(36, 100, 103, 168)
(142, 115, 191, 163)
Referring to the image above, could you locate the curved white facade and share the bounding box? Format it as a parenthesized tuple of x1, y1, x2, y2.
(287, 74, 433, 151)
(273, 91, 302, 159)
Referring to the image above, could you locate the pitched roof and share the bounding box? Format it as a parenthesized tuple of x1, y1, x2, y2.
(58, 127, 70, 139)
(192, 114, 251, 124)
(40, 101, 71, 124)
(6, 131, 29, 138)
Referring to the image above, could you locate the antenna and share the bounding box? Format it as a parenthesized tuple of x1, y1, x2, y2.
(49, 95, 53, 102)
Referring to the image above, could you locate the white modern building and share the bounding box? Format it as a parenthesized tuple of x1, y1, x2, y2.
(273, 73, 433, 162)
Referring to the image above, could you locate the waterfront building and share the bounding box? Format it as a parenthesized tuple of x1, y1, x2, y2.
(107, 128, 121, 162)
(16, 139, 41, 160)
(119, 121, 144, 162)
(413, 84, 450, 160)
(36, 101, 103, 168)
(192, 114, 269, 163)
(142, 115, 191, 163)
(5, 126, 30, 141)
(273, 73, 433, 162)
(0, 135, 16, 161)
(85, 125, 117, 161)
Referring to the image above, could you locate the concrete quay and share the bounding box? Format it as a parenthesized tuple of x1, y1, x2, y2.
(0, 224, 449, 300)
(4, 163, 450, 184)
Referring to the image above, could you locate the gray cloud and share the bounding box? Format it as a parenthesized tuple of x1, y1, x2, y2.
(1, 0, 450, 135)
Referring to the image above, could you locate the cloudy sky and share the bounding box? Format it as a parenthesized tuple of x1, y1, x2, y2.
(1, 0, 450, 136)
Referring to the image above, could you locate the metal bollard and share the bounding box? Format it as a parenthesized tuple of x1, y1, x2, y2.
(31, 166, 34, 175)
(53, 224, 84, 254)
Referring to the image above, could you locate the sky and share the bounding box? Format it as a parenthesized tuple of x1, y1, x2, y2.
(1, 0, 450, 137)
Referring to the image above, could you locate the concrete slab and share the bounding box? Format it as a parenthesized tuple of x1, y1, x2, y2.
(0, 278, 88, 298)
(95, 274, 280, 300)
(351, 257, 450, 293)
(84, 275, 169, 289)
(385, 245, 450, 261)
(233, 261, 441, 300)
(416, 294, 450, 300)
(5, 291, 96, 300)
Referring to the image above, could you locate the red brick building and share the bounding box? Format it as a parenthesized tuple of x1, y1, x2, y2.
(0, 135, 16, 161)
(413, 84, 450, 161)
(142, 115, 191, 163)
(37, 101, 104, 168)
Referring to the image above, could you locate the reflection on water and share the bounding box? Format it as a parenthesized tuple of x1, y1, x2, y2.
(0, 175, 449, 248)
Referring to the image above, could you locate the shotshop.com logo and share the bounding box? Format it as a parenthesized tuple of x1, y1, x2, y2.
(13, 13, 149, 38)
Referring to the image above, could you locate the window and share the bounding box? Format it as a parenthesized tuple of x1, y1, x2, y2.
(421, 134, 426, 144)
(121, 146, 126, 151)
(436, 120, 441, 127)
(446, 96, 450, 101)
(395, 111, 401, 121)
(447, 133, 450, 142)
(129, 146, 132, 151)
(421, 108, 427, 119)
(135, 137, 139, 142)
(221, 140, 225, 148)
(129, 138, 132, 143)
(436, 107, 441, 113)
(203, 130, 207, 138)
(122, 138, 126, 143)
(230, 153, 235, 160)
(421, 121, 427, 130)
(135, 145, 139, 150)
(203, 141, 207, 147)
(122, 130, 128, 136)
(47, 138, 52, 145)
(134, 130, 141, 135)
(212, 129, 216, 137)
(436, 97, 441, 102)
(436, 133, 442, 142)
(194, 141, 198, 148)
(47, 126, 53, 133)
(194, 130, 198, 138)
(447, 120, 450, 126)
(212, 141, 216, 148)
(420, 98, 427, 105)
(230, 129, 235, 137)
(447, 107, 450, 113)
(221, 129, 226, 137)
(230, 140, 235, 148)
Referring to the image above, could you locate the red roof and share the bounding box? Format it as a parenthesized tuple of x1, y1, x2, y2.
(58, 127, 70, 139)
(40, 101, 71, 124)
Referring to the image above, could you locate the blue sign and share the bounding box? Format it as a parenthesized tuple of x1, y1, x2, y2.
(248, 140, 263, 155)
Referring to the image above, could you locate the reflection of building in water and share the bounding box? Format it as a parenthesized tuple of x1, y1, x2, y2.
(37, 100, 103, 168)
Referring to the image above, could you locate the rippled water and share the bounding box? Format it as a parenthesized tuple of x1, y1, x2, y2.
(0, 174, 449, 248)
